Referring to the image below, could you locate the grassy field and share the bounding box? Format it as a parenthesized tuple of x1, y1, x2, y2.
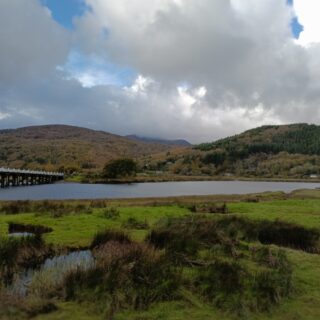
(0, 206, 189, 246)
(1, 192, 320, 319)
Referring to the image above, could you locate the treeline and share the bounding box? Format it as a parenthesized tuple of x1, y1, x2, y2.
(196, 124, 320, 158)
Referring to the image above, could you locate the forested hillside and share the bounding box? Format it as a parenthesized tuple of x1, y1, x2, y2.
(196, 123, 320, 156)
(142, 124, 320, 179)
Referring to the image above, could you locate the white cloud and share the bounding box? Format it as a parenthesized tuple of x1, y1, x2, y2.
(294, 0, 320, 46)
(0, 112, 11, 120)
(2, 0, 320, 142)
(0, 0, 69, 85)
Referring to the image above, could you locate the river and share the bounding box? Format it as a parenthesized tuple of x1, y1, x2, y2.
(0, 180, 319, 200)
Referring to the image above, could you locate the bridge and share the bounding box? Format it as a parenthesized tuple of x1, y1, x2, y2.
(0, 168, 64, 188)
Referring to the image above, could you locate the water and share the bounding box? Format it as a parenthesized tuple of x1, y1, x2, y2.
(8, 232, 34, 237)
(0, 181, 319, 200)
(9, 250, 94, 296)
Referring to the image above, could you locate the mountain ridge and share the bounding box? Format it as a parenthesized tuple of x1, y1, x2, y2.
(126, 134, 192, 147)
(0, 124, 187, 171)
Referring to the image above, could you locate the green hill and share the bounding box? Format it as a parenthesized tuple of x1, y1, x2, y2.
(196, 123, 320, 156)
(143, 124, 320, 179)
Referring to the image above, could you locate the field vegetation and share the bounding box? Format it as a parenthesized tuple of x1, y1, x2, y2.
(1, 191, 320, 319)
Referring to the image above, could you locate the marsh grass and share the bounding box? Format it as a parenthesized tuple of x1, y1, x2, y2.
(122, 217, 149, 230)
(64, 241, 180, 318)
(0, 234, 48, 286)
(90, 200, 107, 208)
(100, 207, 120, 219)
(8, 222, 53, 235)
(0, 201, 32, 215)
(147, 215, 295, 314)
(1, 199, 319, 319)
(0, 290, 57, 318)
(0, 200, 93, 218)
(90, 229, 131, 249)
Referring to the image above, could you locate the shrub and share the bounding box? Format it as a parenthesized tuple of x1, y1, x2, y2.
(196, 259, 246, 297)
(65, 241, 180, 315)
(102, 158, 137, 179)
(8, 223, 52, 235)
(91, 229, 131, 249)
(258, 220, 320, 252)
(122, 217, 148, 230)
(0, 200, 32, 214)
(0, 234, 47, 285)
(253, 268, 293, 311)
(90, 200, 107, 208)
(101, 208, 120, 219)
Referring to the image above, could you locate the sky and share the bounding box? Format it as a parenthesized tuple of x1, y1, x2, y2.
(1, 0, 320, 143)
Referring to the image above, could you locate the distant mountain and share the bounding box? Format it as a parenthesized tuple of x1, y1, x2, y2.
(126, 134, 192, 147)
(0, 125, 179, 171)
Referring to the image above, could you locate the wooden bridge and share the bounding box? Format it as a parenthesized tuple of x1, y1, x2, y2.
(0, 168, 64, 188)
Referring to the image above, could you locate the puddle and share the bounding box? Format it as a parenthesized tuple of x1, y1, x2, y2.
(8, 222, 52, 235)
(9, 250, 95, 296)
(8, 232, 35, 237)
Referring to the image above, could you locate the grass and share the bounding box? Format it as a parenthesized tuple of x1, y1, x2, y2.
(229, 199, 320, 228)
(0, 206, 189, 247)
(2, 195, 320, 319)
(33, 302, 102, 320)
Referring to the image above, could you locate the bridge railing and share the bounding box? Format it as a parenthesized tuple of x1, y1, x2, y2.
(0, 167, 64, 177)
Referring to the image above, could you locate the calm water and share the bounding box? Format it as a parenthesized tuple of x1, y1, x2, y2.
(0, 181, 319, 200)
(10, 250, 94, 296)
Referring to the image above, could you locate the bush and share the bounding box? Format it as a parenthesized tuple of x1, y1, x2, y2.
(90, 200, 107, 208)
(65, 241, 180, 315)
(196, 259, 246, 297)
(122, 217, 149, 230)
(258, 220, 320, 252)
(102, 158, 137, 179)
(101, 208, 120, 219)
(91, 229, 131, 249)
(8, 222, 52, 235)
(0, 200, 32, 214)
(0, 234, 47, 285)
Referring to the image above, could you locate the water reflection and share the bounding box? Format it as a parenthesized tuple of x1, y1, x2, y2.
(9, 250, 94, 296)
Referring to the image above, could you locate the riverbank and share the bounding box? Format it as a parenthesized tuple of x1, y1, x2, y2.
(66, 173, 320, 184)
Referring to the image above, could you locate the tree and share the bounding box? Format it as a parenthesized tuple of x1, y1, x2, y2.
(102, 158, 137, 179)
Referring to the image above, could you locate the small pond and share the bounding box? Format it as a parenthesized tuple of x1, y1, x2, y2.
(9, 250, 95, 296)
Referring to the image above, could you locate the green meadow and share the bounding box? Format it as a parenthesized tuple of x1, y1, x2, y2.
(1, 192, 320, 319)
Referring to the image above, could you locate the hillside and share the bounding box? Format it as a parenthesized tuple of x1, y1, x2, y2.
(0, 125, 184, 172)
(126, 135, 192, 147)
(196, 123, 320, 156)
(142, 124, 320, 179)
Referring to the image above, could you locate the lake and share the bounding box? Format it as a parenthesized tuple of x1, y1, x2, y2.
(0, 180, 319, 200)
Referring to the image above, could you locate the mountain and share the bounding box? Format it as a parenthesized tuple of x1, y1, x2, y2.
(143, 123, 320, 179)
(196, 123, 320, 156)
(0, 125, 182, 171)
(126, 135, 192, 147)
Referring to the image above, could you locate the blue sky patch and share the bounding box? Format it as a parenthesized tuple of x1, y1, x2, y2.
(40, 0, 90, 29)
(291, 16, 304, 39)
(59, 51, 136, 88)
(287, 0, 304, 39)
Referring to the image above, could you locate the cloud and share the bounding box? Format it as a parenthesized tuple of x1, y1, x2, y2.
(1, 0, 320, 143)
(294, 0, 320, 46)
(0, 0, 69, 85)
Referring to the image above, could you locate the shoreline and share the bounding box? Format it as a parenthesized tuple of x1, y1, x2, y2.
(66, 174, 320, 185)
